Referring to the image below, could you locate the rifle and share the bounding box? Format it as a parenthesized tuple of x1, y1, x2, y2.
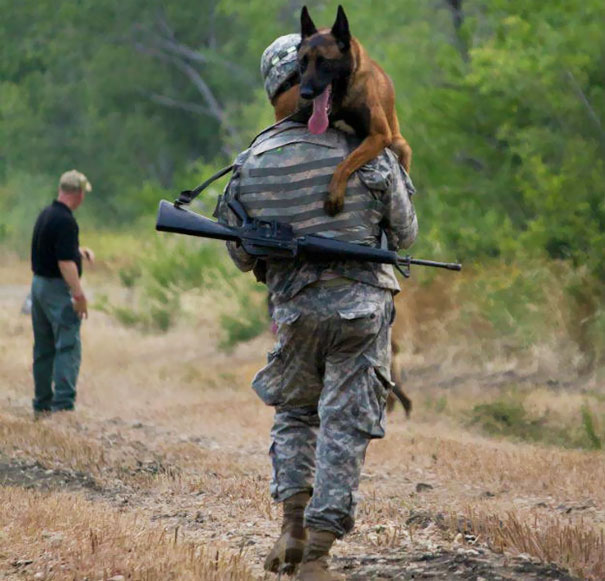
(155, 199, 461, 278)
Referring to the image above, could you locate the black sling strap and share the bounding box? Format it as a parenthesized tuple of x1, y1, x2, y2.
(175, 164, 234, 207)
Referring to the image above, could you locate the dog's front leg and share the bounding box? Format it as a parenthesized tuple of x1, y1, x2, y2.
(326, 132, 390, 216)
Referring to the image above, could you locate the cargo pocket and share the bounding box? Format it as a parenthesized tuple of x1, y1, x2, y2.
(252, 307, 300, 407)
(56, 302, 81, 351)
(60, 301, 80, 326)
(346, 364, 392, 439)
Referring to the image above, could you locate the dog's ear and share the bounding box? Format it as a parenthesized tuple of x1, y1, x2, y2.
(301, 6, 318, 39)
(331, 5, 351, 51)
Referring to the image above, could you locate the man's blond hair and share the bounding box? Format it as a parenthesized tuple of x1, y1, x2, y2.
(59, 170, 92, 193)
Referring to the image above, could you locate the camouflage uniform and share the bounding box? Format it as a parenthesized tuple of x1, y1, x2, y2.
(217, 122, 417, 537)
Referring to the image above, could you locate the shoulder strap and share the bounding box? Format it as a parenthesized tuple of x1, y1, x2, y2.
(175, 113, 297, 207)
(175, 164, 234, 206)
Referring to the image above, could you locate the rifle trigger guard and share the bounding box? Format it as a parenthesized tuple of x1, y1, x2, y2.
(396, 260, 411, 278)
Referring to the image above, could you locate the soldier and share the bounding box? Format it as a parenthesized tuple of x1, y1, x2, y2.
(30, 170, 94, 417)
(217, 35, 418, 581)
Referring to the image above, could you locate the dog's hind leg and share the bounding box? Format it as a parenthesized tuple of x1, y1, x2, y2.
(387, 340, 412, 416)
(392, 382, 412, 417)
(390, 135, 412, 174)
(386, 106, 412, 172)
(388, 113, 412, 172)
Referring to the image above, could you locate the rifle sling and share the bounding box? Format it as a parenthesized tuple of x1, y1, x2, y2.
(176, 164, 234, 206)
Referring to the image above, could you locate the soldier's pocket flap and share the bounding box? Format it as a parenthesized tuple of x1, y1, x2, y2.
(357, 152, 393, 192)
(273, 306, 301, 326)
(337, 303, 380, 321)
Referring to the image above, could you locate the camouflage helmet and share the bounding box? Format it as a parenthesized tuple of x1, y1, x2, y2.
(260, 33, 301, 101)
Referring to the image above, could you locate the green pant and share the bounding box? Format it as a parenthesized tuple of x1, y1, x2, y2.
(31, 275, 81, 412)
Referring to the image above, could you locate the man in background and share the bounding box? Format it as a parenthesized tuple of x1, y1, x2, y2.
(30, 170, 94, 417)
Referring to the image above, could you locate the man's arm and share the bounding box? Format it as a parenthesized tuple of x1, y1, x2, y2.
(55, 219, 88, 318)
(382, 155, 418, 251)
(58, 260, 88, 318)
(215, 153, 257, 273)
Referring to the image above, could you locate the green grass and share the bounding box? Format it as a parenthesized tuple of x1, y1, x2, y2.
(219, 293, 268, 351)
(580, 405, 602, 450)
(98, 236, 269, 344)
(469, 394, 605, 450)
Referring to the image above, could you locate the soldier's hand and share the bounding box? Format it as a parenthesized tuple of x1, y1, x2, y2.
(73, 294, 88, 319)
(80, 247, 95, 264)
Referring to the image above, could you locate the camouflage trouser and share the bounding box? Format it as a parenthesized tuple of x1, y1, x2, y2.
(253, 281, 394, 538)
(31, 275, 81, 412)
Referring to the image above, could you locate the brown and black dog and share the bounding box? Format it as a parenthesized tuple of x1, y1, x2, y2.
(289, 5, 413, 216)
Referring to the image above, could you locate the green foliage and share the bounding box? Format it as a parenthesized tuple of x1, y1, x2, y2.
(580, 405, 602, 450)
(424, 394, 448, 414)
(469, 393, 605, 450)
(2, 1, 605, 346)
(0, 172, 55, 254)
(104, 237, 267, 344)
(3, 1, 605, 270)
(219, 291, 268, 351)
(470, 398, 546, 442)
(112, 305, 145, 328)
(3, 0, 605, 275)
(118, 264, 142, 289)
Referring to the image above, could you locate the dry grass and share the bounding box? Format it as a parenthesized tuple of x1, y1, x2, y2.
(0, 413, 107, 475)
(461, 509, 605, 580)
(392, 261, 598, 380)
(1, 261, 605, 579)
(0, 487, 255, 580)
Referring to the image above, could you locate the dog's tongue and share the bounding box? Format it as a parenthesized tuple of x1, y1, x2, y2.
(308, 86, 331, 135)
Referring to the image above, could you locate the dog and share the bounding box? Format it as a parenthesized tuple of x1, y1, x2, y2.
(293, 5, 412, 216)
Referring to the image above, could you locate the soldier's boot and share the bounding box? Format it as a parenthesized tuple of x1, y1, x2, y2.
(264, 491, 310, 574)
(295, 529, 345, 581)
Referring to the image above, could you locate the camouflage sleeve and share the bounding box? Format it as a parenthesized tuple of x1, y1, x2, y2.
(216, 152, 257, 273)
(381, 153, 418, 251)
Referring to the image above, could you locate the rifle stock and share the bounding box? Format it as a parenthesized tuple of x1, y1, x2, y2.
(156, 200, 239, 241)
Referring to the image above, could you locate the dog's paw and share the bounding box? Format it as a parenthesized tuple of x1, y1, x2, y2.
(326, 177, 346, 216)
(324, 193, 344, 216)
(400, 146, 412, 173)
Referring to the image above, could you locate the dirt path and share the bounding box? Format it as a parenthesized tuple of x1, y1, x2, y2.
(0, 288, 600, 580)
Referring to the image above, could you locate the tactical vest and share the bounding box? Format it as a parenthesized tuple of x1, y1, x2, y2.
(234, 123, 387, 246)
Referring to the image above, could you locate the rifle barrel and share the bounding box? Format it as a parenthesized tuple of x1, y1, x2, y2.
(400, 257, 462, 271)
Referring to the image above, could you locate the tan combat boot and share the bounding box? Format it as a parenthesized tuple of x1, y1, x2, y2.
(295, 529, 345, 581)
(264, 491, 310, 574)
